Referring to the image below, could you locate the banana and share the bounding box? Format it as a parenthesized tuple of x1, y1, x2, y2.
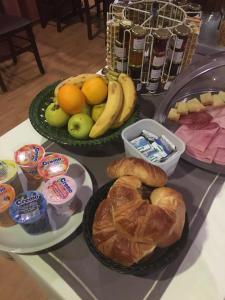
(54, 74, 107, 97)
(89, 81, 123, 139)
(112, 73, 136, 129)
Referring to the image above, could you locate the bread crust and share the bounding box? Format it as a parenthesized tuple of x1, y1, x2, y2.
(107, 157, 168, 187)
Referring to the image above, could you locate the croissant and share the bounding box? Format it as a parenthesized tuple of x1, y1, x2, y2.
(92, 169, 186, 266)
(107, 157, 168, 187)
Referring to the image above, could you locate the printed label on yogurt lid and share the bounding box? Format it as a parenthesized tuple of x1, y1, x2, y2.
(0, 183, 16, 213)
(15, 144, 45, 167)
(43, 175, 77, 205)
(37, 153, 69, 179)
(9, 191, 47, 224)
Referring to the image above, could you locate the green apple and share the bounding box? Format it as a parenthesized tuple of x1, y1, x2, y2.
(45, 103, 70, 127)
(81, 103, 91, 116)
(91, 103, 106, 122)
(68, 113, 94, 139)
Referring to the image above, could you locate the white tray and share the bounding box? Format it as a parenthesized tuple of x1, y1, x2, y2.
(0, 154, 93, 253)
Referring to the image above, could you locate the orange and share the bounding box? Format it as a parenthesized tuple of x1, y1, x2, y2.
(58, 84, 86, 114)
(81, 77, 108, 105)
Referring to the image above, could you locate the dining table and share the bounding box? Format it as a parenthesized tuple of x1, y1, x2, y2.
(1, 87, 225, 300)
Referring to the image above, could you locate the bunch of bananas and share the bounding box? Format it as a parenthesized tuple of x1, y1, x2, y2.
(53, 71, 136, 139)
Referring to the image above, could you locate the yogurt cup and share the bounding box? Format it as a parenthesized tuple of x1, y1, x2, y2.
(9, 191, 49, 234)
(43, 175, 77, 216)
(15, 144, 45, 180)
(37, 153, 69, 180)
(0, 160, 18, 184)
(0, 183, 16, 227)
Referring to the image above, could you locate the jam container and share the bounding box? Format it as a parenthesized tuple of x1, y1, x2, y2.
(149, 67, 162, 80)
(146, 78, 160, 93)
(168, 47, 184, 64)
(116, 58, 128, 73)
(0, 183, 16, 227)
(129, 49, 144, 66)
(129, 64, 142, 79)
(118, 19, 133, 44)
(152, 28, 170, 55)
(9, 191, 49, 234)
(37, 153, 69, 181)
(115, 40, 127, 59)
(186, 3, 201, 17)
(15, 144, 45, 180)
(43, 175, 77, 216)
(172, 24, 190, 51)
(152, 51, 166, 68)
(0, 160, 18, 184)
(164, 60, 182, 76)
(131, 25, 146, 51)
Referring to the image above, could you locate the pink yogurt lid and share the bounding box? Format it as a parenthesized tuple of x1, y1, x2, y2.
(43, 175, 77, 205)
(15, 144, 45, 167)
(37, 153, 69, 180)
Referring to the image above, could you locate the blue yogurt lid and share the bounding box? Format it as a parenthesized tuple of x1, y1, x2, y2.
(9, 191, 47, 224)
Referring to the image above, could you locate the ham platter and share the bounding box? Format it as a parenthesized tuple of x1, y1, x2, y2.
(158, 89, 225, 175)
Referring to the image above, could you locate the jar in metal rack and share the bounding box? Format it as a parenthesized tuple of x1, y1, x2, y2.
(116, 57, 128, 73)
(145, 78, 160, 93)
(118, 19, 133, 44)
(151, 50, 166, 68)
(115, 40, 128, 59)
(152, 28, 170, 55)
(131, 25, 147, 51)
(171, 24, 190, 51)
(128, 64, 142, 92)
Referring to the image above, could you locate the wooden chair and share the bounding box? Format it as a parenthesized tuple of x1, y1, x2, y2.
(83, 0, 112, 40)
(0, 12, 45, 92)
(35, 0, 84, 32)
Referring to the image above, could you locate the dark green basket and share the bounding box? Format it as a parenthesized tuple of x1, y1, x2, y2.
(29, 81, 139, 146)
(83, 180, 189, 276)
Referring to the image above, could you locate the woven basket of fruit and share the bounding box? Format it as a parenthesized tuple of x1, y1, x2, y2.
(29, 72, 139, 146)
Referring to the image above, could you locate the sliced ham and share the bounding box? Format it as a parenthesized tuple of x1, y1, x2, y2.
(179, 111, 212, 128)
(175, 125, 198, 144)
(186, 123, 220, 152)
(186, 144, 218, 164)
(214, 148, 225, 165)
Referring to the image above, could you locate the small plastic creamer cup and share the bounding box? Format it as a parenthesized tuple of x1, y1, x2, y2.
(43, 175, 77, 216)
(37, 153, 69, 181)
(9, 191, 49, 234)
(14, 144, 45, 180)
(0, 183, 16, 227)
(0, 160, 18, 184)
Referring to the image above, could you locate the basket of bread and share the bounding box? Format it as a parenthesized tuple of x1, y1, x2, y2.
(83, 157, 188, 275)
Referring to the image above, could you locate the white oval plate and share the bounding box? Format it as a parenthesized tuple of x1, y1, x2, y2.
(0, 154, 93, 253)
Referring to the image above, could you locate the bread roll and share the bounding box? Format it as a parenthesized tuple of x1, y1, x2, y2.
(107, 157, 168, 187)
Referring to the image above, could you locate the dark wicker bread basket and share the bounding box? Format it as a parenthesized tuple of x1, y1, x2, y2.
(83, 180, 189, 276)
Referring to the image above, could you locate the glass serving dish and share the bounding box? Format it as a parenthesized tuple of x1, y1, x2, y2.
(155, 51, 225, 174)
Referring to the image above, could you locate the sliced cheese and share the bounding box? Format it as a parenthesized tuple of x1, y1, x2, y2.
(187, 98, 205, 112)
(176, 102, 188, 115)
(200, 92, 213, 106)
(212, 94, 225, 107)
(218, 91, 225, 102)
(168, 108, 180, 122)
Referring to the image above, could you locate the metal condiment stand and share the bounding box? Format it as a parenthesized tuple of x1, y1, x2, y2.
(106, 0, 202, 94)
